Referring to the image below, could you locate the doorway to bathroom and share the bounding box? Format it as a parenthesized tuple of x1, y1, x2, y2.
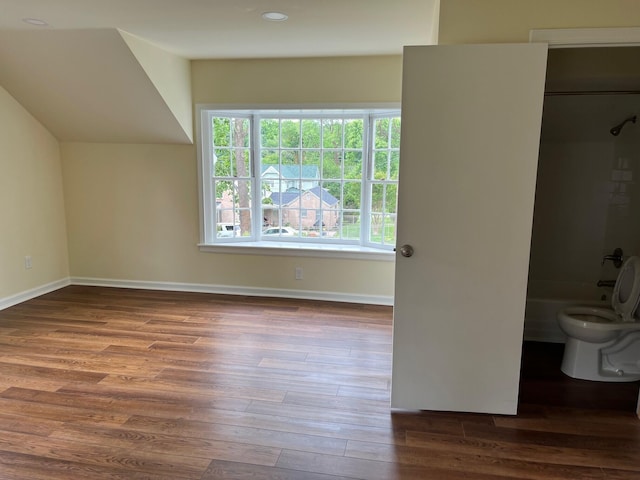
(524, 45, 640, 410)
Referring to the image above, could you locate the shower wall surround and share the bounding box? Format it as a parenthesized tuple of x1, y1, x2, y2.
(528, 137, 640, 302)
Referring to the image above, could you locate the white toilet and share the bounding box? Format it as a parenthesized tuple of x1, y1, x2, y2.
(557, 256, 640, 382)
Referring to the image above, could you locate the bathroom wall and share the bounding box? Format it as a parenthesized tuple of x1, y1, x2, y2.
(61, 56, 401, 304)
(603, 140, 640, 263)
(527, 47, 640, 306)
(528, 99, 640, 302)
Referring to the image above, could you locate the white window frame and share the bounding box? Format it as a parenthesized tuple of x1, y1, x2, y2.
(196, 105, 400, 260)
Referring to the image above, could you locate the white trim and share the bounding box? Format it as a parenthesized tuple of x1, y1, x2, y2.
(0, 277, 71, 311)
(198, 242, 395, 260)
(196, 102, 401, 113)
(530, 27, 640, 48)
(71, 277, 394, 306)
(196, 103, 206, 245)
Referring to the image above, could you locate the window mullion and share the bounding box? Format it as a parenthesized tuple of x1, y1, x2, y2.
(251, 115, 261, 240)
(361, 114, 373, 246)
(203, 111, 216, 243)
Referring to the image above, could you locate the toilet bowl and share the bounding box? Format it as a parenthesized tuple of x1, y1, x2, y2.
(557, 256, 640, 382)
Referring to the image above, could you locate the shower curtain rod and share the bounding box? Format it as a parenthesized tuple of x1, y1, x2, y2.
(545, 90, 640, 96)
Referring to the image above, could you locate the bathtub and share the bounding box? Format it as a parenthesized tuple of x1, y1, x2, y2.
(524, 297, 608, 343)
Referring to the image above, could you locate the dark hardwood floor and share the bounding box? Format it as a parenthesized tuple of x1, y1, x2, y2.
(0, 286, 638, 479)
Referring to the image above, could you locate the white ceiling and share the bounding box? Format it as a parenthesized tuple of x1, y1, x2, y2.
(0, 0, 437, 144)
(0, 0, 437, 59)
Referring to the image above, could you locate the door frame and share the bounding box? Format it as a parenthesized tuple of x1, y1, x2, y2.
(531, 27, 640, 417)
(530, 27, 640, 48)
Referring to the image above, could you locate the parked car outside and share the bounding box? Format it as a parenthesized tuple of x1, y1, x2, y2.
(262, 226, 298, 236)
(217, 223, 241, 238)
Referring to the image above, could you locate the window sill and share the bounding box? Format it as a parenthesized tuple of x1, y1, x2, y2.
(198, 241, 396, 261)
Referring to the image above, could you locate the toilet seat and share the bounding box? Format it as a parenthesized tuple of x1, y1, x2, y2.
(611, 256, 640, 322)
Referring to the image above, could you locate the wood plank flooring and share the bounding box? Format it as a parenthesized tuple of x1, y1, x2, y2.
(0, 286, 638, 479)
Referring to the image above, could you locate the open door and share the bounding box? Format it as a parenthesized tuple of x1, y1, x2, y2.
(391, 44, 548, 414)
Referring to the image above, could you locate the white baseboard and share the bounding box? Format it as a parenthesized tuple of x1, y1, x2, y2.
(70, 277, 394, 306)
(1, 279, 567, 343)
(0, 277, 71, 311)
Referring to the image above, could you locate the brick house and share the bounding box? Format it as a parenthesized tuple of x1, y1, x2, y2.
(217, 164, 333, 229)
(265, 186, 339, 230)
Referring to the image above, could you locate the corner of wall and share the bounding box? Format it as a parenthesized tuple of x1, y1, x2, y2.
(0, 84, 70, 300)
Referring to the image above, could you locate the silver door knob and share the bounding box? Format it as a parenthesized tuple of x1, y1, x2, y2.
(399, 244, 414, 257)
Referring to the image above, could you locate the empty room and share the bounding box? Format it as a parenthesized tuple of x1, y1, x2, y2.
(1, 1, 639, 478)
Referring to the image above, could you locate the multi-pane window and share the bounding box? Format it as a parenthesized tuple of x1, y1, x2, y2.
(200, 109, 400, 250)
(370, 117, 401, 245)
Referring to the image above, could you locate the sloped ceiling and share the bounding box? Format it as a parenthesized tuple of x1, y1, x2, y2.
(0, 0, 438, 144)
(0, 29, 192, 144)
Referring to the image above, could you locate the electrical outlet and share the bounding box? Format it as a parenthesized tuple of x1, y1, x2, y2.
(295, 267, 303, 280)
(24, 256, 32, 270)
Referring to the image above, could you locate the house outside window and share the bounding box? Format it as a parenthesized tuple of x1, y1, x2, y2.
(199, 108, 400, 251)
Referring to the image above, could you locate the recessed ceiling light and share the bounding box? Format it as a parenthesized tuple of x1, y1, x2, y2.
(22, 18, 48, 26)
(262, 12, 288, 22)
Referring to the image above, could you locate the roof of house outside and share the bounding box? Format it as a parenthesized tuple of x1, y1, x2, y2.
(269, 186, 339, 207)
(261, 164, 320, 179)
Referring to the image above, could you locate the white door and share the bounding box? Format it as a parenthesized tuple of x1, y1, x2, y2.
(391, 44, 548, 414)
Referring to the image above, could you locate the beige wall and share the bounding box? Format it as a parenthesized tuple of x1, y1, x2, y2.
(0, 85, 69, 299)
(5, 3, 636, 304)
(439, 0, 640, 44)
(61, 56, 402, 302)
(192, 55, 402, 104)
(7, 2, 637, 304)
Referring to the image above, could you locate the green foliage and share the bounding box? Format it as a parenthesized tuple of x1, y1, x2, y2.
(213, 117, 230, 147)
(385, 184, 398, 213)
(302, 119, 321, 148)
(390, 117, 401, 148)
(374, 117, 401, 149)
(212, 116, 250, 178)
(281, 119, 300, 148)
(343, 182, 362, 210)
(369, 182, 398, 215)
(369, 117, 400, 221)
(302, 150, 320, 169)
(344, 119, 364, 149)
